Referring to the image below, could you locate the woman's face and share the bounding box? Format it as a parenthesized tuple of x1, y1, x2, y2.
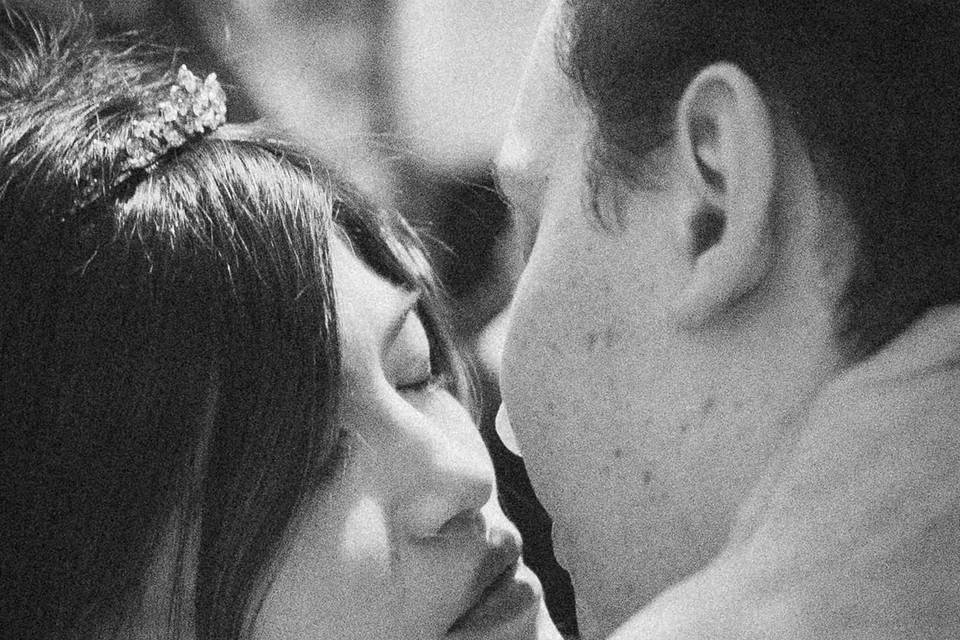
(254, 238, 560, 640)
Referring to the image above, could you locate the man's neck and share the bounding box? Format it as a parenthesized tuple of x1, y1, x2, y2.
(610, 304, 960, 639)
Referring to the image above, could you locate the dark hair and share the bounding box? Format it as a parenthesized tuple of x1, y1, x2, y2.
(559, 0, 960, 359)
(0, 12, 465, 639)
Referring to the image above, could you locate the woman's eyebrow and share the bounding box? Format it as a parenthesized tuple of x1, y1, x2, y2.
(381, 289, 422, 352)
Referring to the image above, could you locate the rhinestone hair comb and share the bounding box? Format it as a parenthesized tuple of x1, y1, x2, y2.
(75, 64, 227, 214)
(122, 64, 227, 170)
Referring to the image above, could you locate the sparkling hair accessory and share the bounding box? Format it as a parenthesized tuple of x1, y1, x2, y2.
(75, 64, 227, 215)
(122, 64, 227, 170)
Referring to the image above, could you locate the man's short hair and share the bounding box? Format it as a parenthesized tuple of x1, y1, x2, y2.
(559, 0, 960, 360)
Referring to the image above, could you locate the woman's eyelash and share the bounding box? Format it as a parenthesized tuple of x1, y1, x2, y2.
(399, 369, 448, 393)
(397, 308, 452, 394)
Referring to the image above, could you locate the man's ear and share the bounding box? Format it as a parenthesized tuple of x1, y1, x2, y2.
(671, 62, 776, 328)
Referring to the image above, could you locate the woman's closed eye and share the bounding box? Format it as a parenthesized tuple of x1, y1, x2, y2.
(389, 309, 446, 394)
(320, 308, 445, 486)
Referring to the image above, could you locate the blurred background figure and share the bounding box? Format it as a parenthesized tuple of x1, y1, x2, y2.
(8, 0, 577, 636)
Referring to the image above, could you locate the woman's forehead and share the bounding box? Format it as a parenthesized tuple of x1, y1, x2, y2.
(331, 237, 418, 361)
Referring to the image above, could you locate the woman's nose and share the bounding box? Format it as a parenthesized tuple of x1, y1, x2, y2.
(393, 410, 495, 541)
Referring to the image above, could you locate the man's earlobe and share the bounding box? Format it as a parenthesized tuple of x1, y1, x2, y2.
(672, 62, 776, 328)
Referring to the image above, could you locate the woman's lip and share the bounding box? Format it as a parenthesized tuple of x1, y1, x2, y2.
(446, 559, 539, 636)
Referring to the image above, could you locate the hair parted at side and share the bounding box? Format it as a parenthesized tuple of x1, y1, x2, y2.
(0, 9, 465, 640)
(559, 0, 960, 359)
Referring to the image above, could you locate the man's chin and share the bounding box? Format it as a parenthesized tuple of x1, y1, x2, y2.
(574, 582, 651, 640)
(573, 594, 613, 640)
(534, 599, 563, 640)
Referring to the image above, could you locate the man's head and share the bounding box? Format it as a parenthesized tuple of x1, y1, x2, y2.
(496, 1, 960, 636)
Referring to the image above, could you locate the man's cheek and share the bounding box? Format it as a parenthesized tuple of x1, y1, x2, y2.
(574, 595, 603, 640)
(554, 510, 635, 639)
(519, 429, 564, 521)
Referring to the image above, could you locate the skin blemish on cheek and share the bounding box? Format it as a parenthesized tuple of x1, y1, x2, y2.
(701, 395, 718, 416)
(641, 470, 652, 485)
(683, 395, 720, 435)
(584, 330, 599, 350)
(602, 325, 619, 349)
(562, 271, 583, 292)
(613, 447, 624, 459)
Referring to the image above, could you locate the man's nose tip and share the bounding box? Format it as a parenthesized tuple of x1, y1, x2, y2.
(495, 404, 523, 457)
